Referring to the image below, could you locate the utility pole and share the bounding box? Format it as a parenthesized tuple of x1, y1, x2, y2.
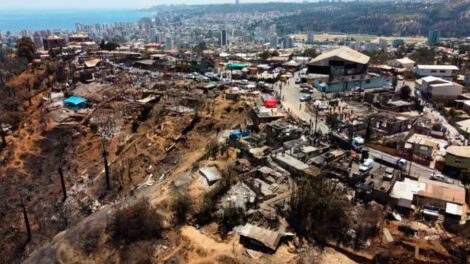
(0, 123, 6, 147)
(314, 108, 319, 135)
(58, 166, 67, 202)
(21, 200, 31, 244)
(408, 143, 414, 177)
(101, 138, 111, 191)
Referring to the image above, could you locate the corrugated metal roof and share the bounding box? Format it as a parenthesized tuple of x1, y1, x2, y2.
(84, 59, 101, 68)
(199, 167, 222, 183)
(446, 202, 463, 216)
(239, 224, 281, 251)
(64, 96, 87, 106)
(446, 146, 470, 158)
(391, 178, 425, 201)
(309, 47, 370, 65)
(418, 178, 466, 205)
(417, 65, 459, 70)
(395, 57, 415, 64)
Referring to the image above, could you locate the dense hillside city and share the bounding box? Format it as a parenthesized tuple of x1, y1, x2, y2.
(1, 1, 470, 263)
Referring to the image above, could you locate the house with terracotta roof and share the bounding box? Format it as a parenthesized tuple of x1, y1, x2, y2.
(415, 178, 466, 211)
(390, 177, 467, 222)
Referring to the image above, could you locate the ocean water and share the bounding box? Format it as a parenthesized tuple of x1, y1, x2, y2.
(0, 9, 153, 33)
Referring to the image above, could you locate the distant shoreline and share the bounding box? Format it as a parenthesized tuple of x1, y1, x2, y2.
(0, 9, 152, 33)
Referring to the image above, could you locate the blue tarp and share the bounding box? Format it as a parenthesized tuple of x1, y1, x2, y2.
(230, 129, 250, 140)
(64, 96, 87, 106)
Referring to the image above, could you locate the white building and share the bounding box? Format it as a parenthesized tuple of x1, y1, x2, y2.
(348, 41, 360, 50)
(307, 31, 315, 44)
(415, 65, 459, 80)
(364, 42, 379, 52)
(269, 35, 278, 48)
(378, 38, 388, 50)
(282, 37, 294, 49)
(165, 36, 174, 50)
(416, 76, 463, 100)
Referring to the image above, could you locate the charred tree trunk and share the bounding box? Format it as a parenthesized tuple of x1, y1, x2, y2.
(58, 166, 67, 202)
(0, 123, 6, 147)
(101, 139, 111, 191)
(21, 201, 31, 244)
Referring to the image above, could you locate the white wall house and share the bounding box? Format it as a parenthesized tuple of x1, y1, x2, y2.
(415, 65, 459, 80)
(416, 76, 463, 100)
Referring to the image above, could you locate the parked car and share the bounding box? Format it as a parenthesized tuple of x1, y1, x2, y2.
(239, 79, 249, 85)
(301, 87, 313, 93)
(359, 158, 374, 173)
(299, 94, 313, 102)
(383, 167, 394, 180)
(186, 74, 195, 79)
(221, 78, 231, 84)
(430, 173, 448, 183)
(196, 76, 209, 82)
(300, 83, 313, 89)
(257, 81, 268, 88)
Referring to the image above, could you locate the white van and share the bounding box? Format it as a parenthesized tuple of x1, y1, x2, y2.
(359, 158, 374, 173)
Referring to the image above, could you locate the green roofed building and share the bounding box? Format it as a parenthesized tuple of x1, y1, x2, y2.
(227, 63, 249, 70)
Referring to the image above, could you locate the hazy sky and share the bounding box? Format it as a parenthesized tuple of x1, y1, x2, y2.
(0, 0, 303, 10)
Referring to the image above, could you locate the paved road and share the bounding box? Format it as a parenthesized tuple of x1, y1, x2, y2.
(274, 73, 329, 134)
(368, 148, 462, 185)
(368, 148, 432, 177)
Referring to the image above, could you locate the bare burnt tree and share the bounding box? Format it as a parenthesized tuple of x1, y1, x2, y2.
(101, 138, 111, 191)
(21, 200, 31, 245)
(0, 123, 6, 147)
(58, 165, 67, 202)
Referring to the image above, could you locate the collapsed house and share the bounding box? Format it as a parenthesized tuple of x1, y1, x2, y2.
(239, 224, 282, 252)
(199, 166, 223, 186)
(265, 120, 302, 147)
(368, 112, 414, 141)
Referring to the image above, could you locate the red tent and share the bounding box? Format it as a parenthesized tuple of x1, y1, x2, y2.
(265, 97, 277, 108)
